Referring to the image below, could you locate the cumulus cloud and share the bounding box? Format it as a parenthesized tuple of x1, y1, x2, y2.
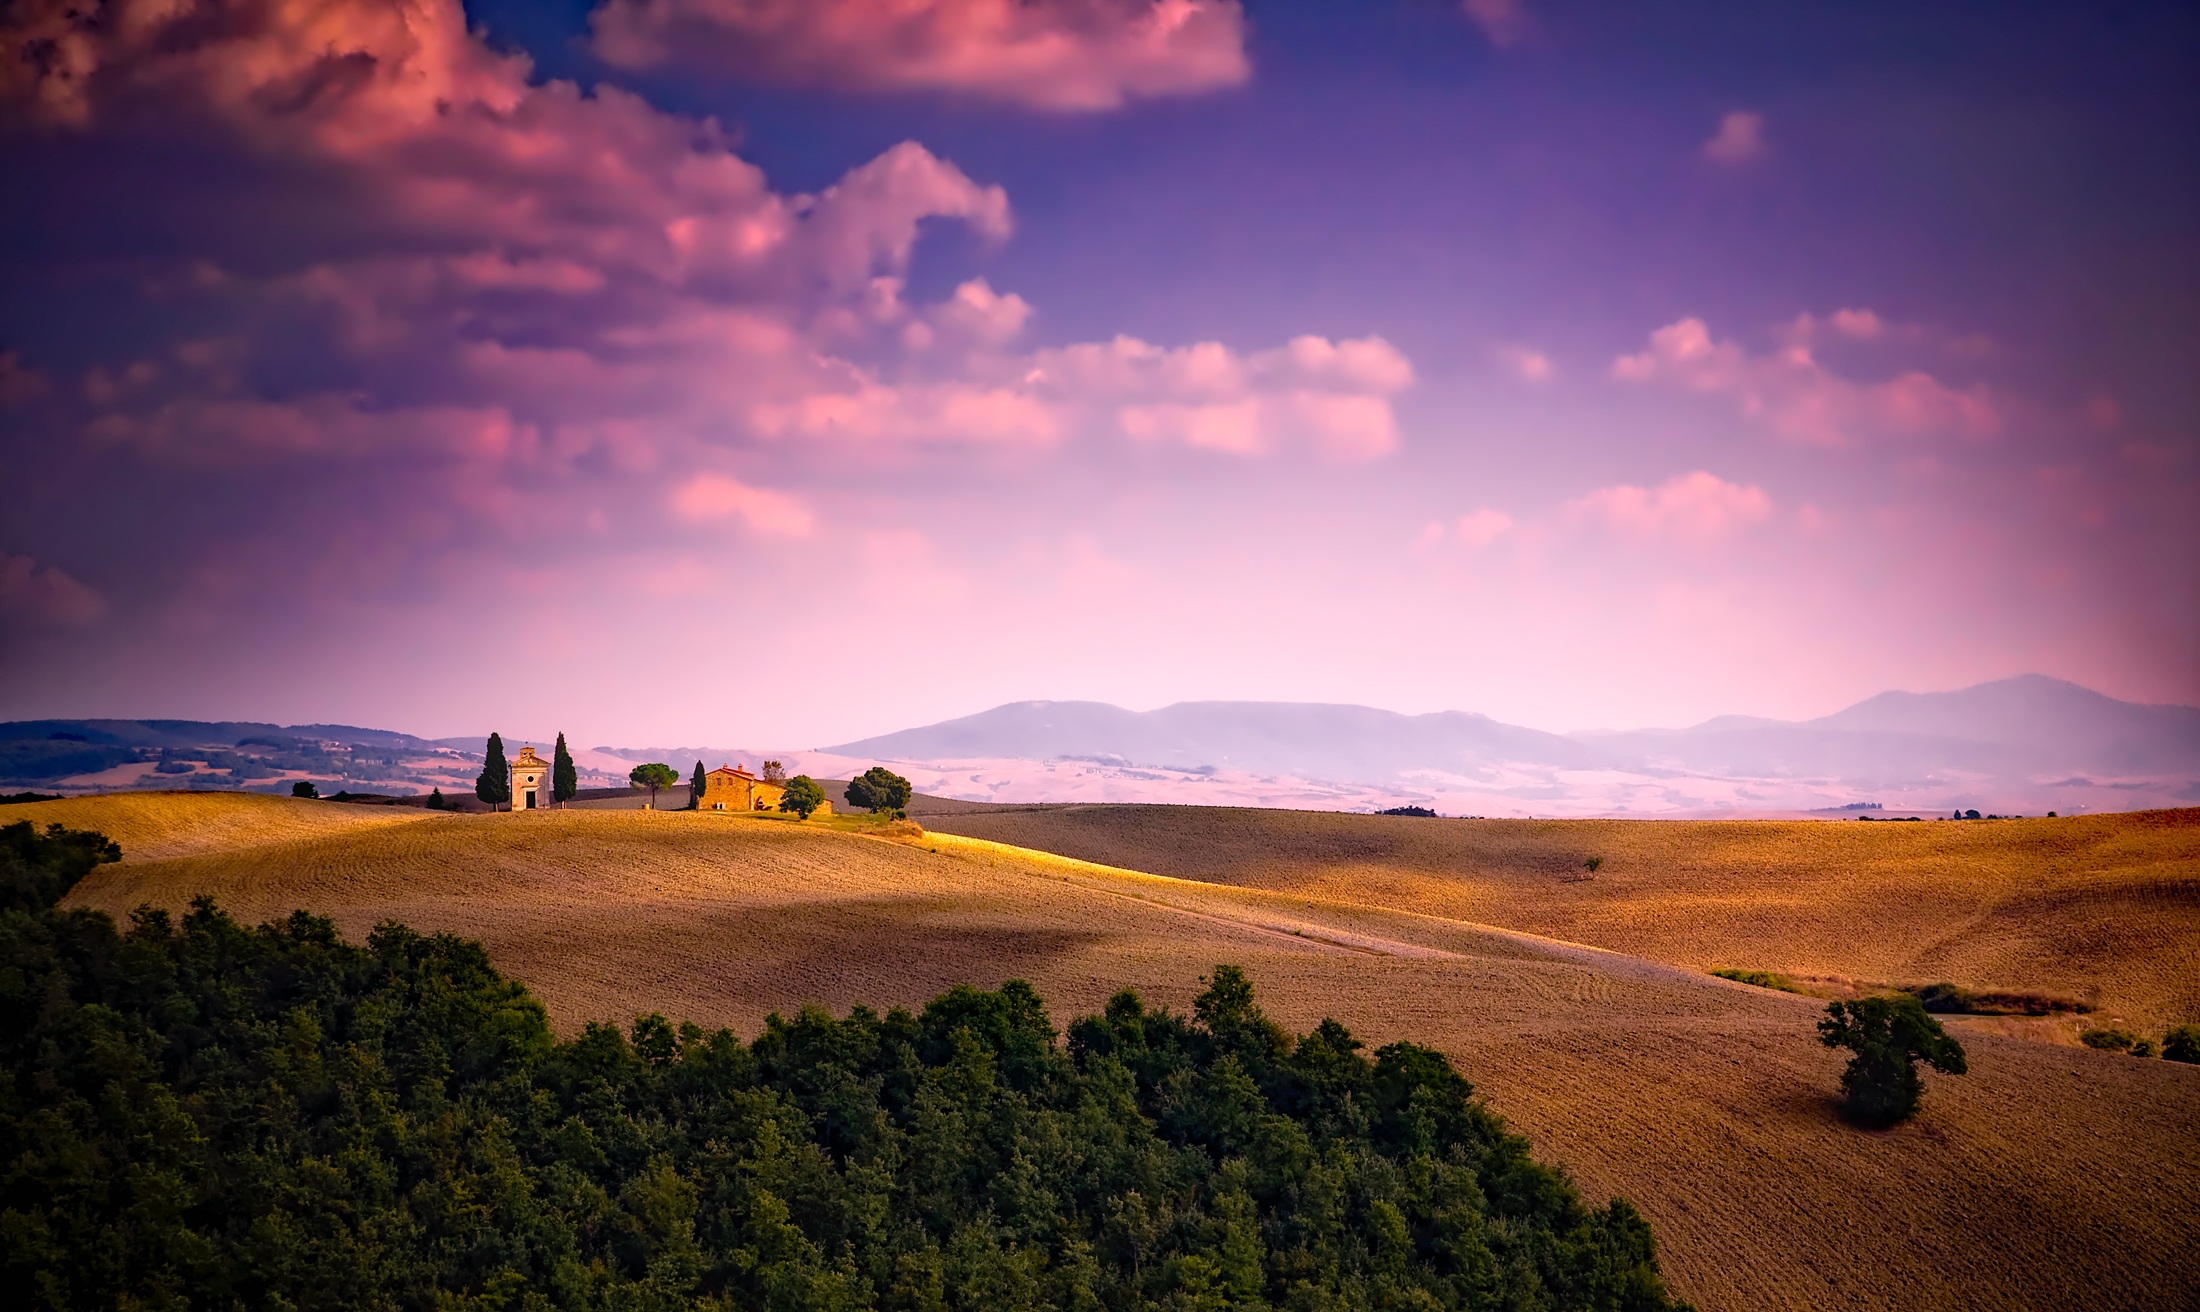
(0, 553, 108, 627)
(669, 473, 814, 536)
(1702, 111, 1767, 165)
(0, 0, 1411, 634)
(1612, 316, 1999, 445)
(1030, 333, 1415, 459)
(1567, 471, 1773, 544)
(590, 0, 1251, 111)
(1461, 0, 1529, 47)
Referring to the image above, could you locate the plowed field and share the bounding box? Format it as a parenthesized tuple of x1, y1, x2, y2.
(25, 793, 2200, 1312)
(925, 805, 2200, 1036)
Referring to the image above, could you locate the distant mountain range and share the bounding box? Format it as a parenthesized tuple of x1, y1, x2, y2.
(821, 676, 2200, 815)
(6, 676, 2195, 816)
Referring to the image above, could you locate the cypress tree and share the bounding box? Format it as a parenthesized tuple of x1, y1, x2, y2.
(475, 734, 510, 812)
(689, 759, 706, 809)
(552, 734, 578, 806)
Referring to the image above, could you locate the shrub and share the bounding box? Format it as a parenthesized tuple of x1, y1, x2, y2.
(1378, 805, 1436, 817)
(2081, 1027, 2139, 1053)
(2164, 1025, 2200, 1064)
(1817, 994, 1967, 1126)
(1713, 968, 1803, 994)
(1905, 982, 2087, 1016)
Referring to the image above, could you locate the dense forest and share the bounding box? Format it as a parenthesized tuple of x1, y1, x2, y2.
(1, 820, 1688, 1310)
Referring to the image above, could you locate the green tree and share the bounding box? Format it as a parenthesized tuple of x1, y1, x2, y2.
(689, 760, 706, 809)
(427, 788, 447, 811)
(552, 733, 578, 805)
(291, 780, 319, 799)
(761, 759, 786, 784)
(2163, 1025, 2200, 1064)
(1817, 993, 1967, 1126)
(845, 766, 913, 815)
(476, 733, 511, 811)
(779, 775, 826, 819)
(629, 761, 678, 809)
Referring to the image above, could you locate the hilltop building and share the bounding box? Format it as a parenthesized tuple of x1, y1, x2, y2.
(698, 764, 830, 816)
(509, 745, 549, 810)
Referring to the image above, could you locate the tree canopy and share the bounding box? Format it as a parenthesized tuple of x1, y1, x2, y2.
(1817, 994, 1967, 1126)
(475, 732, 511, 810)
(553, 733, 579, 804)
(0, 829, 1692, 1311)
(628, 761, 679, 808)
(690, 759, 707, 810)
(846, 765, 914, 815)
(778, 775, 826, 819)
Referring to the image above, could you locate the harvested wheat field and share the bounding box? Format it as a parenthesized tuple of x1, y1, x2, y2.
(6, 788, 431, 862)
(924, 804, 2200, 1037)
(28, 792, 2200, 1312)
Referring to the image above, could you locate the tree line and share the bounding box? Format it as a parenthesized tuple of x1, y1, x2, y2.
(0, 819, 1690, 1310)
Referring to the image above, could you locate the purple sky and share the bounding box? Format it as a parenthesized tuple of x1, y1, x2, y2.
(2, 0, 2194, 747)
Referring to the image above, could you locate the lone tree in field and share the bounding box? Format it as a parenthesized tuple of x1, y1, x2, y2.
(291, 781, 318, 799)
(688, 760, 706, 809)
(475, 734, 511, 812)
(552, 734, 578, 806)
(1817, 993, 1967, 1127)
(779, 775, 826, 819)
(761, 760, 786, 784)
(628, 762, 678, 809)
(845, 766, 913, 815)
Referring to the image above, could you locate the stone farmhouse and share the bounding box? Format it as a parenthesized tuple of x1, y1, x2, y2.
(698, 764, 832, 816)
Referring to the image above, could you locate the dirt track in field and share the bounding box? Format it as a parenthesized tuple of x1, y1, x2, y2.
(29, 792, 2200, 1312)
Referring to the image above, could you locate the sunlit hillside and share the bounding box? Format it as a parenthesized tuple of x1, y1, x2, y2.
(925, 805, 2200, 1036)
(23, 792, 2196, 1312)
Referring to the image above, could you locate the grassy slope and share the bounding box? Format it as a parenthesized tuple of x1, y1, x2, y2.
(923, 806, 2200, 1036)
(6, 789, 431, 862)
(31, 793, 2200, 1312)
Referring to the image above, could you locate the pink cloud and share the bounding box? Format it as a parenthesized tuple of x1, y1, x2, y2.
(1703, 111, 1768, 165)
(754, 381, 1065, 446)
(669, 473, 814, 536)
(1613, 315, 1999, 445)
(0, 553, 108, 627)
(1456, 508, 1515, 545)
(1461, 0, 1530, 47)
(1032, 333, 1412, 459)
(1496, 344, 1554, 383)
(590, 0, 1251, 111)
(1568, 471, 1773, 544)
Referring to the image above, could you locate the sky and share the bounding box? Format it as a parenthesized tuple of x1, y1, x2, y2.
(1, 0, 2194, 748)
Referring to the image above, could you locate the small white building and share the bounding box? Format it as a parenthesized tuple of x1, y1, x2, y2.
(509, 745, 549, 810)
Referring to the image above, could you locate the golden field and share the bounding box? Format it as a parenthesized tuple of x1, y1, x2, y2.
(13, 791, 2200, 1312)
(925, 804, 2200, 1037)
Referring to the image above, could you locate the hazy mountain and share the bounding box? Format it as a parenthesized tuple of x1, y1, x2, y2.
(1584, 675, 2200, 782)
(825, 677, 2200, 809)
(826, 700, 1598, 780)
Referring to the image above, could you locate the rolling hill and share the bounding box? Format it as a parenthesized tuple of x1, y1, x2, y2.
(14, 791, 2199, 1312)
(922, 803, 2200, 1035)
